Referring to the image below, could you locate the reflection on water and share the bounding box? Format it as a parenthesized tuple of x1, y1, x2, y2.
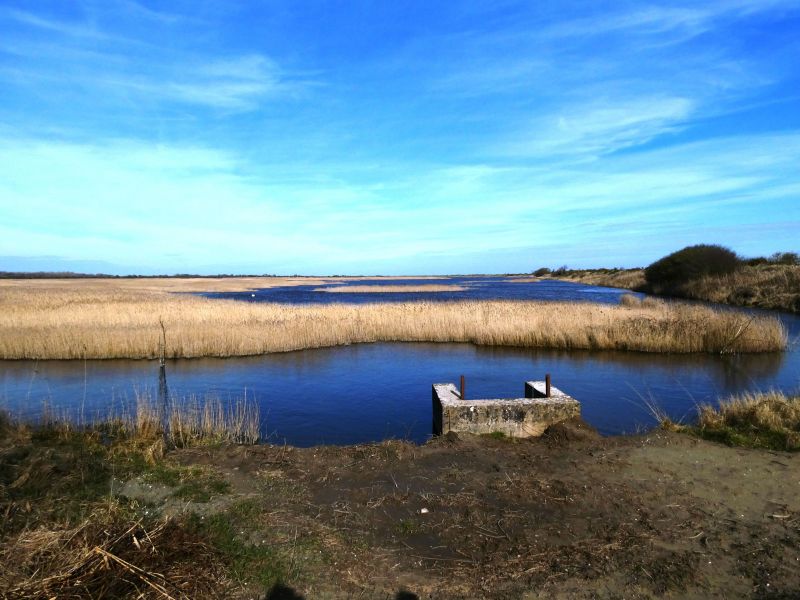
(473, 345, 788, 390)
(1, 337, 797, 446)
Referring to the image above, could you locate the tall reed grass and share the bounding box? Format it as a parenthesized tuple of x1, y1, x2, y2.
(32, 391, 261, 446)
(0, 282, 787, 359)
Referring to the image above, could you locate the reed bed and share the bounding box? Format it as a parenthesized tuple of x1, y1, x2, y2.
(0, 276, 338, 293)
(558, 269, 647, 290)
(44, 391, 262, 446)
(0, 284, 787, 358)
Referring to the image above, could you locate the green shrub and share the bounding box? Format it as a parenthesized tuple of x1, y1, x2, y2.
(533, 267, 551, 277)
(645, 245, 740, 290)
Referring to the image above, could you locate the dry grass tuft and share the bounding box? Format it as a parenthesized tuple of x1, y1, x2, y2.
(695, 391, 800, 451)
(619, 293, 641, 307)
(2, 517, 224, 599)
(0, 280, 788, 358)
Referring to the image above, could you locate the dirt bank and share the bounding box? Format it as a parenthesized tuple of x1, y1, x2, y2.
(118, 421, 799, 599)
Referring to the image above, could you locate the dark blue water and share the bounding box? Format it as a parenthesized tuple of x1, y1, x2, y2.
(1, 279, 797, 446)
(203, 276, 643, 305)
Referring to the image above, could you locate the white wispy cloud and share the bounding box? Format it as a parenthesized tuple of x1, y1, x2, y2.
(542, 0, 800, 43)
(0, 9, 313, 112)
(412, 0, 798, 165)
(165, 55, 301, 109)
(501, 96, 694, 158)
(3, 8, 113, 41)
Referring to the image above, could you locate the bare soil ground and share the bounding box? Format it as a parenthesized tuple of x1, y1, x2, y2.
(120, 421, 800, 599)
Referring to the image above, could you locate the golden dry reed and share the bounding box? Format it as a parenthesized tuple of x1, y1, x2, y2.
(147, 392, 260, 446)
(557, 269, 647, 290)
(698, 391, 800, 433)
(0, 280, 787, 358)
(37, 391, 261, 445)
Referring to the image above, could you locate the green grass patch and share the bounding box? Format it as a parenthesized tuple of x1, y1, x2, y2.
(174, 474, 231, 503)
(689, 424, 797, 452)
(128, 457, 231, 503)
(1, 430, 115, 527)
(396, 518, 419, 535)
(188, 505, 289, 588)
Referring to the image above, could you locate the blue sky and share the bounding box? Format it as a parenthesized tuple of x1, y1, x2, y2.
(0, 0, 798, 275)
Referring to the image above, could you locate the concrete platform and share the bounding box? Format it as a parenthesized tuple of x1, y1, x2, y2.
(432, 381, 580, 438)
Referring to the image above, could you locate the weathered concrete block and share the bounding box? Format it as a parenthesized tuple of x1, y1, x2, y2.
(432, 381, 580, 438)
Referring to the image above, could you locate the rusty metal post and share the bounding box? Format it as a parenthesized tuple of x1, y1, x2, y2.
(460, 375, 465, 400)
(545, 373, 551, 398)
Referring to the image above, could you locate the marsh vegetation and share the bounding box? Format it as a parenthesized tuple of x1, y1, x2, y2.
(553, 245, 800, 313)
(0, 279, 787, 360)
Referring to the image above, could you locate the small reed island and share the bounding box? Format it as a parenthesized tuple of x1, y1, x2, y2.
(0, 278, 787, 359)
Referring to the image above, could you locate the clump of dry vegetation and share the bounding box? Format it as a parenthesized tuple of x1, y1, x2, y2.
(556, 268, 647, 290)
(2, 517, 225, 599)
(693, 391, 800, 451)
(0, 280, 787, 359)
